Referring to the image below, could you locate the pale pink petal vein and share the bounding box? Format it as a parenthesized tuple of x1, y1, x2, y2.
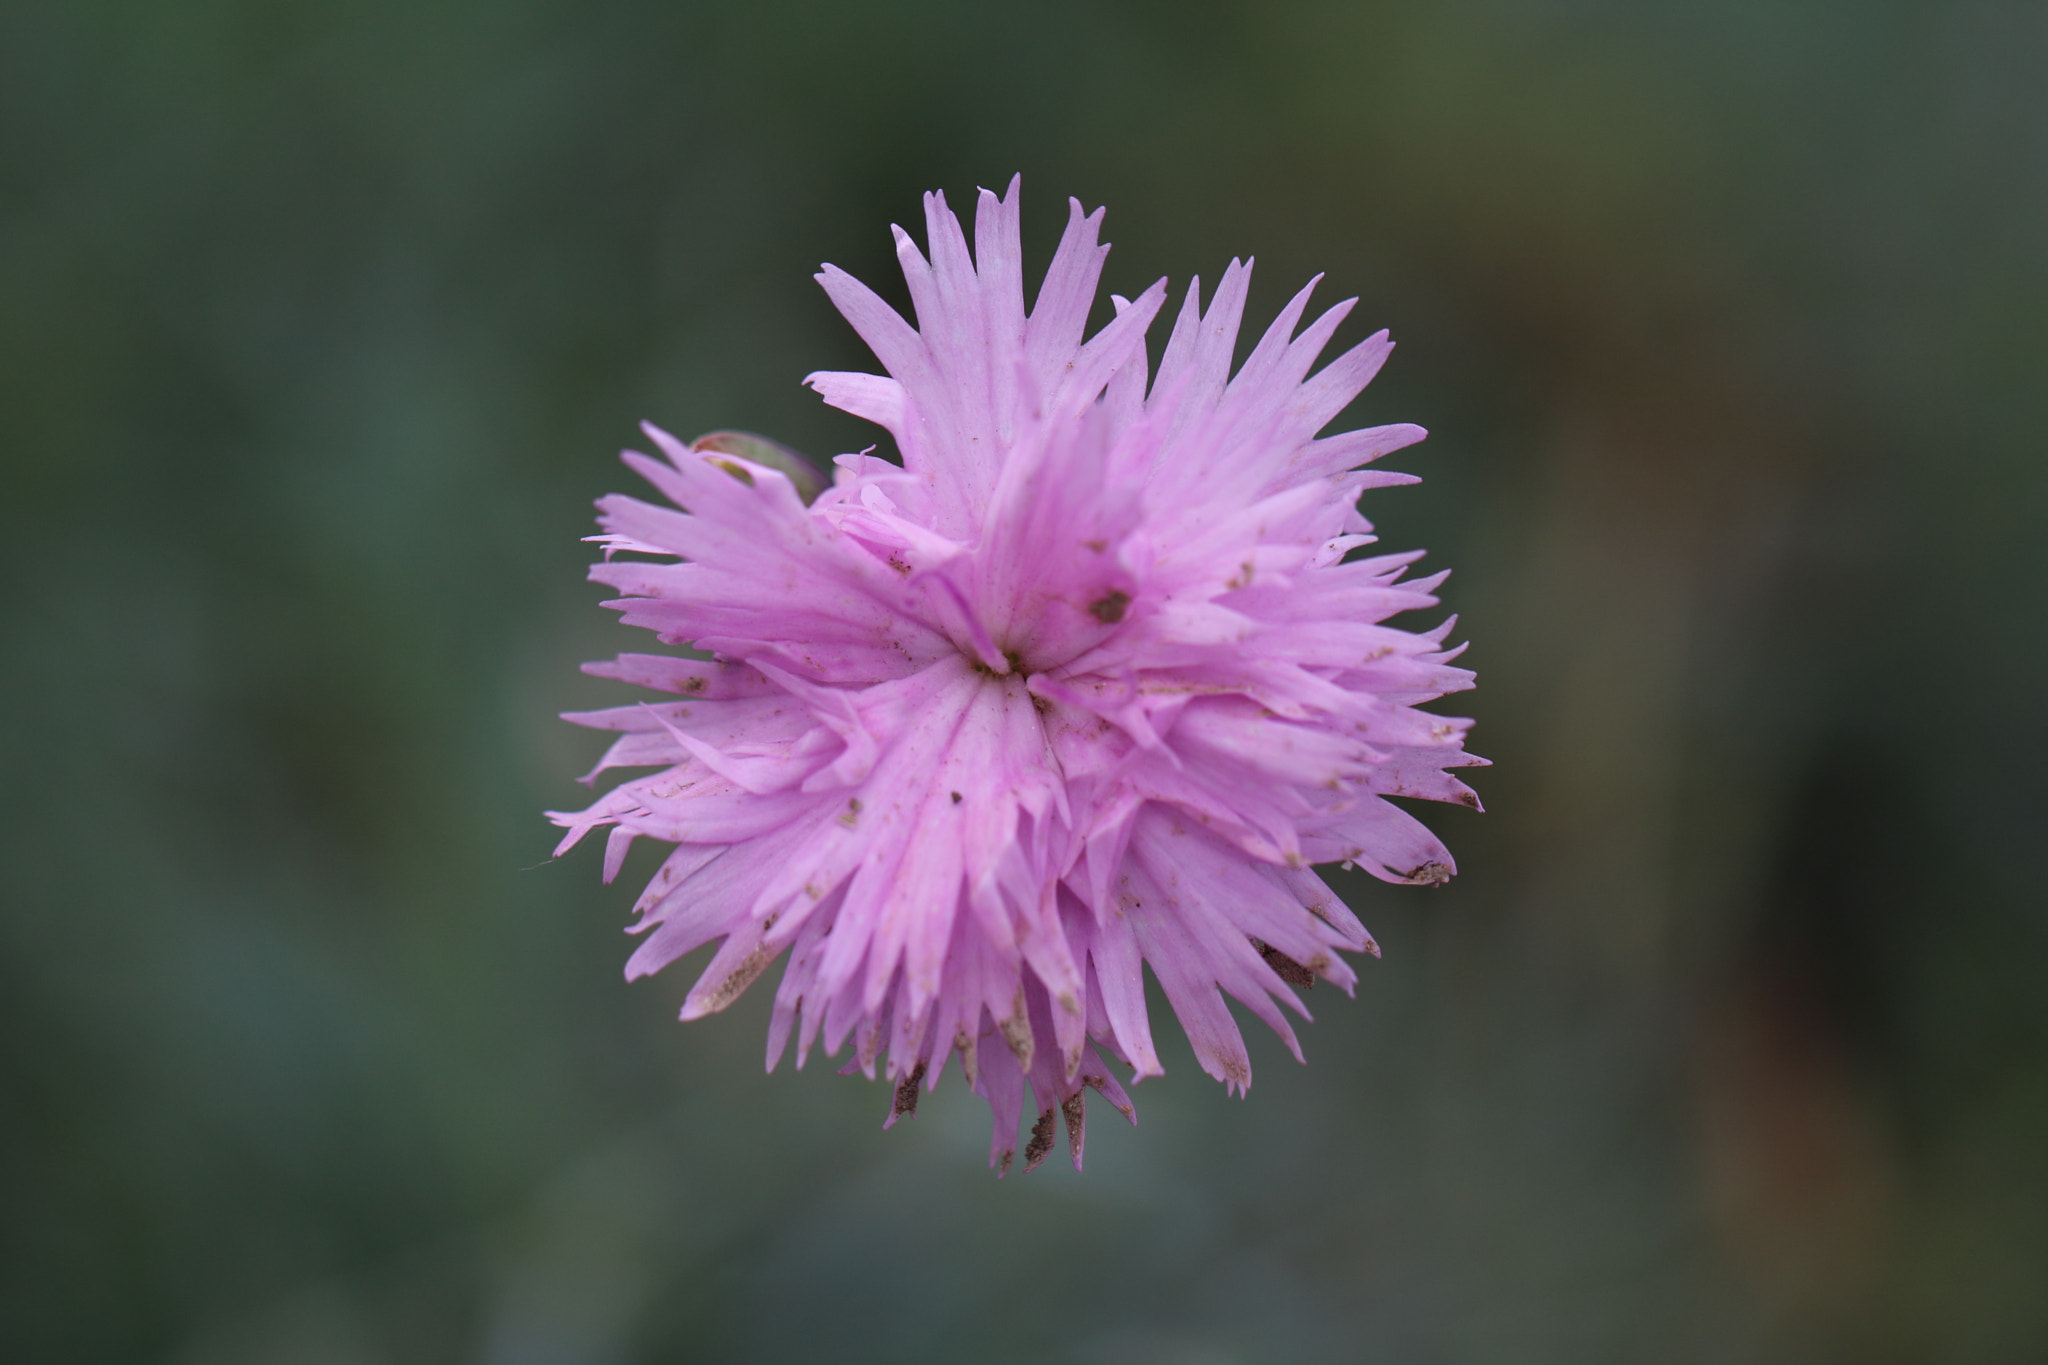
(549, 178, 1483, 1176)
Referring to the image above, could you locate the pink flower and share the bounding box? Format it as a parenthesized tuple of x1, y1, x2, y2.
(550, 178, 1481, 1175)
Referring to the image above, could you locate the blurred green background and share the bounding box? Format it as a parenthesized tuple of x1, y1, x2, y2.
(4, 1, 2045, 1361)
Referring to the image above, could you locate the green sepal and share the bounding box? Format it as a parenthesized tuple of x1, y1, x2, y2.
(690, 430, 826, 505)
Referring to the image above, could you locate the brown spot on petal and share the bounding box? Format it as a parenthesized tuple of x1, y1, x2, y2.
(950, 791, 962, 804)
(997, 1147, 1015, 1178)
(698, 941, 775, 1014)
(1082, 538, 1107, 553)
(892, 1059, 927, 1120)
(1023, 1108, 1057, 1171)
(1083, 1071, 1136, 1122)
(1403, 861, 1453, 886)
(999, 994, 1034, 1071)
(956, 1030, 978, 1087)
(682, 676, 707, 694)
(1062, 1092, 1087, 1164)
(1253, 938, 1316, 988)
(1086, 590, 1130, 624)
(856, 1016, 882, 1073)
(837, 797, 862, 829)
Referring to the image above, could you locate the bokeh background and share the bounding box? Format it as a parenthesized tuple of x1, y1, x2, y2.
(4, 1, 2045, 1361)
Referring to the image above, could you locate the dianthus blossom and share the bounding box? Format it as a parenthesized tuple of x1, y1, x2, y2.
(550, 178, 1481, 1175)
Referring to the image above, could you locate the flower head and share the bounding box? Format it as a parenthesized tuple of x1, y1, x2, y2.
(550, 179, 1481, 1175)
